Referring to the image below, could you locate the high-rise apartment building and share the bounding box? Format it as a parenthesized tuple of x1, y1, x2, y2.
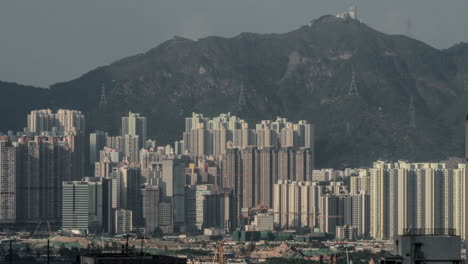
(369, 161, 399, 239)
(184, 184, 215, 230)
(142, 185, 160, 234)
(68, 131, 86, 181)
(149, 159, 186, 231)
(465, 114, 468, 162)
(114, 209, 132, 234)
(15, 136, 72, 226)
(273, 180, 321, 229)
(122, 112, 147, 148)
(221, 147, 242, 215)
(89, 130, 107, 165)
(0, 140, 16, 223)
(277, 147, 295, 181)
(241, 147, 259, 209)
(106, 135, 139, 163)
(351, 192, 370, 238)
(27, 109, 85, 135)
(204, 192, 235, 231)
(55, 109, 85, 134)
(258, 147, 278, 208)
(124, 135, 140, 163)
(158, 202, 172, 233)
(183, 113, 314, 161)
(295, 147, 313, 182)
(121, 166, 143, 226)
(370, 161, 468, 240)
(318, 194, 343, 234)
(349, 172, 370, 194)
(27, 109, 55, 134)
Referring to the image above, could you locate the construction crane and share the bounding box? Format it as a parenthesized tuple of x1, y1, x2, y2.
(212, 241, 226, 264)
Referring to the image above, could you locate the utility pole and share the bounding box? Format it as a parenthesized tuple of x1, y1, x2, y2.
(140, 236, 144, 256)
(47, 239, 50, 264)
(9, 239, 12, 264)
(140, 236, 144, 264)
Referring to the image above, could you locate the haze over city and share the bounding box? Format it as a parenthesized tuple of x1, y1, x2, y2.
(0, 1, 468, 264)
(1, 0, 468, 87)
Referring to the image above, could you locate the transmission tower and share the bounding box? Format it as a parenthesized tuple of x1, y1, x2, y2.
(99, 85, 108, 109)
(409, 96, 416, 129)
(234, 82, 248, 114)
(348, 68, 359, 97)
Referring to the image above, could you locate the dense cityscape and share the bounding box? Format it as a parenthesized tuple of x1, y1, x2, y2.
(0, 105, 467, 263)
(1, 3, 468, 264)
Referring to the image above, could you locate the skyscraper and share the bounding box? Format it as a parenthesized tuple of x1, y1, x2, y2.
(273, 180, 321, 230)
(183, 113, 314, 158)
(121, 166, 143, 226)
(124, 135, 140, 163)
(204, 192, 235, 231)
(62, 180, 103, 234)
(27, 109, 55, 134)
(369, 161, 398, 239)
(278, 147, 295, 181)
(369, 161, 468, 240)
(258, 147, 278, 208)
(241, 147, 258, 209)
(68, 131, 85, 181)
(27, 109, 85, 135)
(0, 140, 16, 223)
(15, 136, 72, 227)
(122, 112, 147, 148)
(89, 130, 107, 165)
(465, 114, 468, 162)
(55, 109, 86, 134)
(114, 209, 132, 234)
(151, 159, 186, 231)
(222, 147, 242, 215)
(295, 147, 313, 182)
(184, 184, 215, 230)
(142, 185, 160, 234)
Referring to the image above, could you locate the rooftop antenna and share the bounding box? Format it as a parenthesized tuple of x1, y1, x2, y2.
(348, 68, 359, 97)
(409, 96, 416, 129)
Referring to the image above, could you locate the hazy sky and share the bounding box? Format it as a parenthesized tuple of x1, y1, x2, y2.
(1, 0, 467, 87)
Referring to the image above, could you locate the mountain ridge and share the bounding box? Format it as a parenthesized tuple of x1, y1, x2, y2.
(2, 16, 467, 168)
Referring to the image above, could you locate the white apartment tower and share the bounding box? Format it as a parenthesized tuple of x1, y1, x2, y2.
(121, 112, 147, 149)
(27, 109, 85, 135)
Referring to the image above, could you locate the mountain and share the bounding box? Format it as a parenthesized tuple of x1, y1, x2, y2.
(0, 81, 49, 132)
(2, 15, 467, 168)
